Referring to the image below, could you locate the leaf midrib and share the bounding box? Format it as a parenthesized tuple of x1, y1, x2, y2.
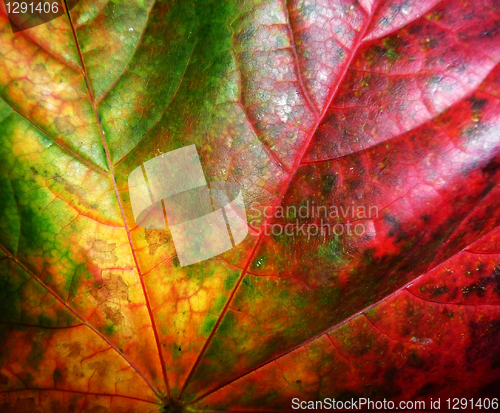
(62, 1, 170, 400)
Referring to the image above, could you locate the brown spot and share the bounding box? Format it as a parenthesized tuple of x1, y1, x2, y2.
(54, 175, 86, 198)
(0, 373, 8, 385)
(103, 305, 124, 325)
(63, 342, 82, 358)
(88, 361, 104, 370)
(54, 176, 98, 210)
(89, 240, 118, 266)
(145, 228, 169, 255)
(54, 116, 76, 135)
(104, 275, 129, 302)
(88, 362, 108, 379)
(90, 274, 130, 304)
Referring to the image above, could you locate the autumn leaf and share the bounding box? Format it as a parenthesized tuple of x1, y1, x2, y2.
(0, 0, 500, 412)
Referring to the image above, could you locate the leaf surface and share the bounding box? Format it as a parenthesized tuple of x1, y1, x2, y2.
(0, 0, 499, 411)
